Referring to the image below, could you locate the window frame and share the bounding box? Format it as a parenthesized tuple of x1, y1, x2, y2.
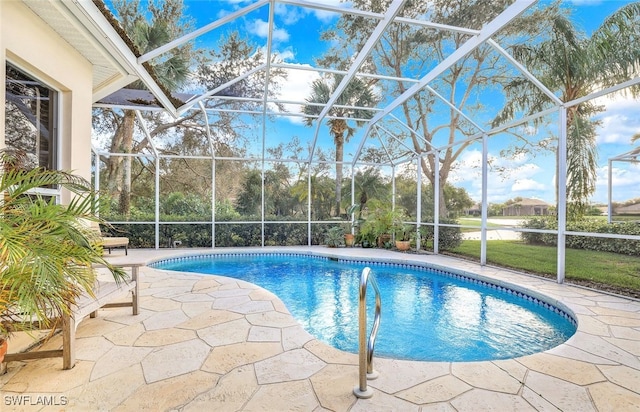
(5, 62, 61, 201)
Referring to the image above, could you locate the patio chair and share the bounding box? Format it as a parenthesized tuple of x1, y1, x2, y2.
(90, 221, 129, 255)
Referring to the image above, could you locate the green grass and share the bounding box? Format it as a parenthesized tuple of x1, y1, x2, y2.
(456, 218, 504, 232)
(450, 240, 640, 295)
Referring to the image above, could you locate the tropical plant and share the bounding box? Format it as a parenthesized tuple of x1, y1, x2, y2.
(342, 167, 389, 214)
(302, 73, 380, 217)
(324, 226, 344, 247)
(494, 3, 640, 218)
(359, 200, 407, 247)
(392, 222, 413, 242)
(0, 149, 126, 342)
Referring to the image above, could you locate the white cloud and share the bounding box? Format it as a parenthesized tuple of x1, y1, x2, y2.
(596, 112, 640, 144)
(512, 179, 546, 192)
(594, 95, 640, 144)
(272, 0, 348, 26)
(277, 49, 295, 61)
(311, 0, 350, 22)
(247, 19, 289, 42)
(273, 64, 321, 125)
(594, 163, 640, 203)
(274, 3, 306, 25)
(449, 149, 552, 203)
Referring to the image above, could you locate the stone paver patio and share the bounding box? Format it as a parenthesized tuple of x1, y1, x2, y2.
(1, 247, 639, 411)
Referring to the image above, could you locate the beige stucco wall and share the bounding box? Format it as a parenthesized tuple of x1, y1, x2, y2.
(1, 1, 94, 203)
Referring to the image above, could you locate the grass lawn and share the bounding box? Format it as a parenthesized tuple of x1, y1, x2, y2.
(450, 240, 640, 298)
(456, 218, 504, 232)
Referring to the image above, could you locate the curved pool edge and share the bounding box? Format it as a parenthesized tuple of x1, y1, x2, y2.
(146, 246, 579, 337)
(135, 245, 640, 364)
(13, 245, 634, 411)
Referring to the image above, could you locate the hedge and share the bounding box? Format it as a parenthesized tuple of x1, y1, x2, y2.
(101, 217, 335, 248)
(102, 213, 465, 250)
(521, 217, 640, 256)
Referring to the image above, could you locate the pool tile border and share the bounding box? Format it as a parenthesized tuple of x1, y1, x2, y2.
(152, 250, 577, 327)
(2, 246, 640, 411)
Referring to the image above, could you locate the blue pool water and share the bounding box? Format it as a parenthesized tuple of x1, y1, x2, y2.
(153, 254, 576, 362)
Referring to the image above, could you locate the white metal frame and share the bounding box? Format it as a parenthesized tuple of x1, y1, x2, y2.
(80, 0, 640, 284)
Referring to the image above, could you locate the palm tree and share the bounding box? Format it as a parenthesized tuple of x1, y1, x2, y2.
(343, 167, 389, 215)
(107, 0, 192, 217)
(495, 3, 640, 218)
(302, 74, 379, 217)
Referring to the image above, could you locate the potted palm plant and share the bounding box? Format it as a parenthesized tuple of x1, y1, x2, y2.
(393, 223, 413, 251)
(0, 149, 125, 359)
(390, 209, 412, 251)
(345, 204, 364, 247)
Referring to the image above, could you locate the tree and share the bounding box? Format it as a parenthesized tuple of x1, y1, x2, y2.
(302, 74, 379, 217)
(236, 170, 262, 217)
(318, 0, 552, 218)
(494, 3, 640, 218)
(343, 167, 390, 215)
(95, 7, 288, 221)
(290, 149, 335, 221)
(443, 185, 475, 218)
(102, 0, 196, 217)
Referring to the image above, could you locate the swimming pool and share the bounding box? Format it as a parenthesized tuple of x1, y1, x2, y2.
(152, 253, 577, 362)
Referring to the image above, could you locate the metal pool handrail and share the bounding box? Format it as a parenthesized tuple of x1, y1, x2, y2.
(353, 267, 381, 399)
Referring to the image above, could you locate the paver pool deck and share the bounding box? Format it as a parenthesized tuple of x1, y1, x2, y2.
(1, 246, 639, 411)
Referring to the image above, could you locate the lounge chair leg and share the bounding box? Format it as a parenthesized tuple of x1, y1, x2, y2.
(62, 315, 76, 370)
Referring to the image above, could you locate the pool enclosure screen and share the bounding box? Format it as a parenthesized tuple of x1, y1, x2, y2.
(79, 0, 640, 282)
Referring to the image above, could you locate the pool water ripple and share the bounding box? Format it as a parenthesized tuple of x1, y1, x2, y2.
(153, 253, 576, 362)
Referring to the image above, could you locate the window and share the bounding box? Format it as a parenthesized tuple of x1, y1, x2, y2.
(5, 63, 58, 171)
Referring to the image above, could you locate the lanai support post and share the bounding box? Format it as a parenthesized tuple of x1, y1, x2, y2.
(557, 107, 568, 283)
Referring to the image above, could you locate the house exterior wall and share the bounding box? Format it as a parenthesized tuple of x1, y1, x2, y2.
(1, 1, 94, 203)
(502, 204, 549, 216)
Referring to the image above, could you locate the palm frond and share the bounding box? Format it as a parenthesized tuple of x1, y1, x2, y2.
(0, 149, 127, 338)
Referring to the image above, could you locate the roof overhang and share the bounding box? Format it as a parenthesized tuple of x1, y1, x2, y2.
(22, 0, 175, 113)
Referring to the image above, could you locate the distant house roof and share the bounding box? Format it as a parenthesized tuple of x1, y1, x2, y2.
(616, 203, 640, 214)
(507, 198, 550, 206)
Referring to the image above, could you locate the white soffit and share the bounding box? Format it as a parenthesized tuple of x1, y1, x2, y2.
(22, 0, 136, 102)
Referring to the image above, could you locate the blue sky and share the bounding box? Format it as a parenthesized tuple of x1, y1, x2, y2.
(109, 0, 640, 205)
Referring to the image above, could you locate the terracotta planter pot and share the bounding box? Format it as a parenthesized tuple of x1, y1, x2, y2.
(0, 339, 7, 363)
(377, 234, 392, 248)
(344, 233, 355, 247)
(395, 240, 411, 251)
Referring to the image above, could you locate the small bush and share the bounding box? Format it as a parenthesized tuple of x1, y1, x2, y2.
(519, 217, 551, 245)
(420, 219, 463, 250)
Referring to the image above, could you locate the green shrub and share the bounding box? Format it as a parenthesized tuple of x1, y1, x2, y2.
(104, 217, 336, 248)
(521, 217, 640, 255)
(519, 217, 550, 245)
(420, 219, 463, 250)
